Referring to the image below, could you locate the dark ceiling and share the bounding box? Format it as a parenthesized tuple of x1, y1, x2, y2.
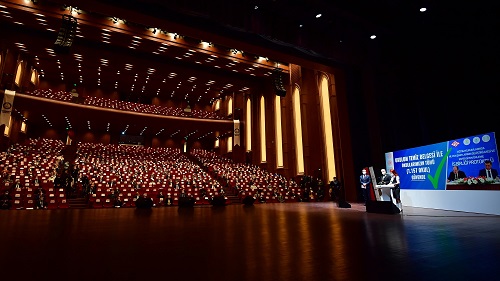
(0, 0, 290, 106)
(1, 0, 499, 146)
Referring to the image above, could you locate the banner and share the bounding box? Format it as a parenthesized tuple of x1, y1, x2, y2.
(234, 120, 240, 146)
(1, 90, 15, 127)
(385, 132, 499, 190)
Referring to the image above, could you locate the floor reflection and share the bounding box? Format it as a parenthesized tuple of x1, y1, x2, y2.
(0, 203, 499, 281)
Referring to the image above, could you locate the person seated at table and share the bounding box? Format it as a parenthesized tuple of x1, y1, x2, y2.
(479, 160, 499, 180)
(447, 166, 467, 182)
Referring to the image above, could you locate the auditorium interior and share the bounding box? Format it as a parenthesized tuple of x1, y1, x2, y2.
(0, 1, 499, 280)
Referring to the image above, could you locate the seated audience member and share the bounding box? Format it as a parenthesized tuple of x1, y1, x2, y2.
(277, 193, 285, 203)
(165, 195, 174, 206)
(0, 190, 12, 210)
(447, 166, 467, 182)
(258, 193, 266, 203)
(114, 196, 124, 208)
(13, 180, 22, 190)
(135, 193, 153, 208)
(35, 190, 47, 209)
(316, 187, 325, 202)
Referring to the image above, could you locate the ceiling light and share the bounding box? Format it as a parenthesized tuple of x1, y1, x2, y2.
(370, 35, 376, 39)
(420, 8, 427, 12)
(316, 14, 322, 18)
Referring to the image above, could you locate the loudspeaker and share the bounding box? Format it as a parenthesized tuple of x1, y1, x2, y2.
(54, 14, 77, 54)
(242, 195, 255, 206)
(178, 197, 195, 208)
(210, 195, 227, 207)
(366, 201, 400, 214)
(272, 68, 287, 97)
(337, 200, 351, 208)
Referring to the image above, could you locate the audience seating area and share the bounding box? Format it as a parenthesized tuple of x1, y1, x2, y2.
(26, 89, 72, 102)
(191, 149, 303, 203)
(76, 143, 221, 208)
(0, 139, 313, 210)
(0, 139, 67, 209)
(25, 89, 227, 120)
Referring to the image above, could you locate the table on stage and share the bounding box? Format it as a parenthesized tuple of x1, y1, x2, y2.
(446, 182, 500, 190)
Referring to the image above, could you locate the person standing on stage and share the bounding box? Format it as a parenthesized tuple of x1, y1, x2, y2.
(360, 169, 371, 205)
(389, 169, 402, 210)
(378, 169, 392, 185)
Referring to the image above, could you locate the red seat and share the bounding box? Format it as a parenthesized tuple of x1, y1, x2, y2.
(11, 199, 23, 210)
(93, 198, 103, 208)
(103, 199, 113, 208)
(59, 199, 69, 209)
(47, 199, 58, 209)
(25, 199, 36, 209)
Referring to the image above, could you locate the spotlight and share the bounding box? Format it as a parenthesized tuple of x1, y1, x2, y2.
(370, 35, 376, 39)
(420, 7, 427, 12)
(152, 28, 157, 34)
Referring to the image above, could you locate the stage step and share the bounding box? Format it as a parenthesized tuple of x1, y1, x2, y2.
(226, 195, 240, 204)
(67, 198, 88, 209)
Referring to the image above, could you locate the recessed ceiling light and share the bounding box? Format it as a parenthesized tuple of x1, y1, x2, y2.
(420, 8, 427, 12)
(316, 14, 322, 18)
(370, 35, 376, 39)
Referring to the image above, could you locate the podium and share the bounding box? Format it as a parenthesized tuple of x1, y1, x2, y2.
(369, 184, 401, 214)
(366, 167, 401, 214)
(375, 184, 396, 201)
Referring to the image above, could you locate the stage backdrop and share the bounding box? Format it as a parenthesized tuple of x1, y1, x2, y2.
(384, 132, 500, 215)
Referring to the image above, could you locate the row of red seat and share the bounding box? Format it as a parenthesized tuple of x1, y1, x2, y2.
(25, 89, 229, 120)
(76, 143, 220, 193)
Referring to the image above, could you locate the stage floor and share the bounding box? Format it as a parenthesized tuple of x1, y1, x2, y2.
(0, 202, 499, 281)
